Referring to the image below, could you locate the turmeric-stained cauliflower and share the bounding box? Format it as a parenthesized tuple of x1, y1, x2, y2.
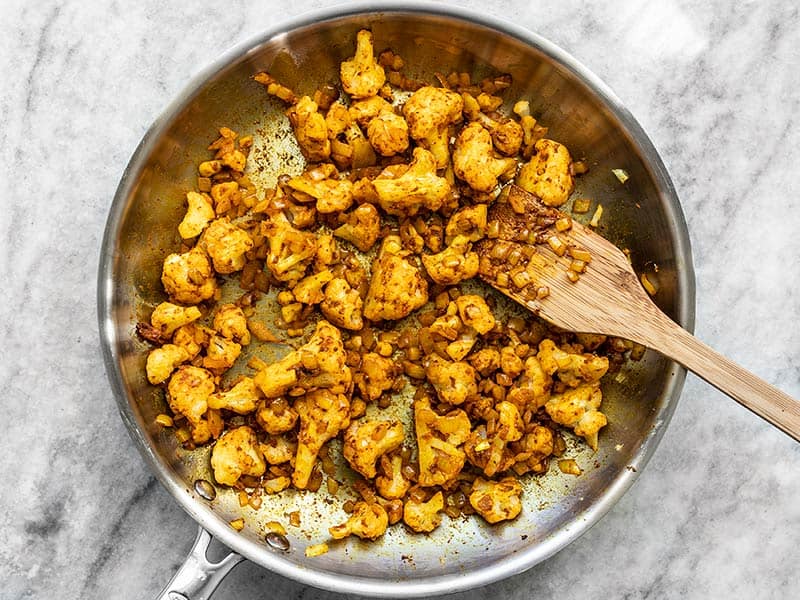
(414, 394, 471, 487)
(375, 453, 411, 499)
(363, 236, 429, 321)
(329, 501, 388, 541)
(464, 401, 523, 477)
(343, 420, 404, 479)
(421, 235, 479, 285)
(354, 352, 398, 402)
(167, 366, 217, 444)
(262, 210, 318, 284)
(469, 477, 522, 524)
(320, 278, 363, 331)
(513, 425, 555, 475)
(349, 96, 394, 127)
(333, 203, 381, 252)
(403, 491, 444, 533)
(150, 302, 202, 337)
(537, 339, 609, 387)
(372, 147, 451, 216)
(507, 355, 552, 412)
(445, 204, 488, 243)
(367, 112, 410, 156)
(207, 377, 260, 414)
(403, 86, 463, 168)
(516, 139, 574, 207)
(161, 247, 218, 305)
(213, 304, 250, 345)
(455, 294, 495, 335)
(256, 398, 298, 435)
(293, 389, 350, 489)
(178, 192, 216, 239)
(340, 29, 385, 99)
(288, 167, 354, 214)
(545, 383, 607, 450)
(426, 354, 478, 406)
(172, 323, 212, 360)
(286, 96, 330, 163)
(260, 433, 297, 465)
(201, 217, 253, 275)
(210, 426, 266, 487)
(290, 271, 331, 306)
(202, 335, 241, 374)
(453, 122, 517, 192)
(146, 344, 190, 385)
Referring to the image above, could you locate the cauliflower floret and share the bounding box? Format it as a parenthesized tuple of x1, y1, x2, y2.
(146, 344, 190, 385)
(367, 112, 410, 156)
(500, 346, 524, 378)
(201, 218, 253, 275)
(210, 181, 241, 216)
(161, 247, 218, 305)
(260, 433, 297, 465)
(348, 96, 393, 127)
(455, 294, 495, 335)
(354, 352, 398, 402)
(537, 339, 609, 387)
(150, 302, 202, 337)
(464, 401, 523, 477)
(340, 29, 385, 100)
(253, 320, 351, 398)
(343, 420, 405, 478)
(329, 501, 388, 540)
(363, 236, 429, 321)
(507, 355, 552, 411)
(293, 389, 350, 489)
(167, 366, 217, 443)
(516, 139, 574, 207)
(375, 453, 411, 499)
(287, 167, 354, 214)
(512, 425, 554, 475)
(286, 95, 330, 162)
(470, 348, 501, 376)
(256, 398, 298, 435)
(213, 304, 250, 345)
(293, 270, 334, 305)
(453, 122, 517, 192)
(421, 235, 479, 285)
(333, 203, 381, 252)
(210, 426, 266, 487)
(414, 394, 471, 487)
(320, 278, 364, 331)
(372, 147, 451, 216)
(469, 477, 522, 524)
(178, 192, 216, 239)
(425, 354, 478, 406)
(207, 377, 260, 414)
(202, 335, 241, 374)
(403, 86, 463, 168)
(403, 491, 444, 533)
(445, 204, 488, 243)
(545, 383, 607, 450)
(315, 234, 340, 268)
(429, 313, 461, 341)
(491, 119, 524, 156)
(172, 323, 212, 359)
(262, 210, 318, 283)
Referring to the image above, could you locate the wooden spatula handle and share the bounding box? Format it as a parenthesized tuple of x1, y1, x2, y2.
(647, 314, 800, 442)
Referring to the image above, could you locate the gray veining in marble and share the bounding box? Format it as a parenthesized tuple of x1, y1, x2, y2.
(1, 1, 798, 599)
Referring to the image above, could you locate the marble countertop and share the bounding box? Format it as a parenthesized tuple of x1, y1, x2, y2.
(3, 0, 798, 598)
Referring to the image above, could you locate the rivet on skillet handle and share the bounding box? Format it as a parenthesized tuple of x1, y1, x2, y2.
(156, 527, 244, 600)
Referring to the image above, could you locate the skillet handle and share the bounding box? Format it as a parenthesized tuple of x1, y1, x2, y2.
(155, 527, 244, 600)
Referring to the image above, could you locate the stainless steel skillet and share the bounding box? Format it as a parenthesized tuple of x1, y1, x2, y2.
(97, 3, 695, 598)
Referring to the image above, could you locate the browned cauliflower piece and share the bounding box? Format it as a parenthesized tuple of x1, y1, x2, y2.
(256, 398, 298, 435)
(363, 236, 429, 321)
(453, 122, 517, 192)
(455, 294, 495, 335)
(213, 304, 250, 345)
(470, 348, 501, 376)
(172, 323, 212, 360)
(315, 234, 340, 268)
(429, 313, 461, 341)
(516, 139, 574, 207)
(354, 352, 398, 402)
(329, 501, 388, 540)
(210, 426, 266, 486)
(500, 346, 524, 378)
(146, 344, 190, 385)
(403, 86, 463, 168)
(167, 366, 217, 444)
(464, 401, 523, 477)
(537, 339, 609, 387)
(178, 191, 215, 239)
(262, 210, 318, 284)
(207, 377, 260, 414)
(161, 247, 217, 305)
(201, 217, 254, 275)
(320, 277, 364, 331)
(507, 355, 552, 412)
(150, 302, 202, 337)
(260, 433, 297, 465)
(202, 335, 241, 374)
(340, 29, 385, 99)
(343, 420, 405, 478)
(469, 477, 522, 524)
(512, 425, 554, 475)
(333, 203, 381, 252)
(372, 147, 451, 216)
(286, 95, 330, 163)
(210, 182, 240, 216)
(293, 389, 350, 489)
(445, 204, 488, 243)
(293, 269, 334, 305)
(348, 96, 393, 127)
(367, 112, 410, 156)
(545, 383, 607, 450)
(425, 354, 478, 406)
(288, 167, 354, 214)
(375, 453, 412, 499)
(421, 235, 479, 285)
(403, 491, 444, 533)
(414, 394, 471, 487)
(490, 119, 524, 156)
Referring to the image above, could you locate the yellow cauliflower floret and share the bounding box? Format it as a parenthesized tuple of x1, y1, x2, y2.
(490, 118, 524, 156)
(340, 29, 385, 99)
(455, 294, 495, 335)
(516, 139, 574, 207)
(343, 420, 404, 478)
(320, 278, 364, 331)
(507, 355, 552, 411)
(537, 339, 609, 387)
(260, 433, 297, 465)
(453, 122, 517, 192)
(354, 352, 398, 402)
(256, 398, 298, 436)
(545, 383, 607, 450)
(429, 313, 461, 341)
(213, 304, 250, 345)
(167, 366, 216, 444)
(421, 235, 479, 285)
(293, 269, 334, 305)
(329, 501, 388, 541)
(172, 323, 212, 359)
(414, 394, 471, 487)
(375, 453, 411, 499)
(315, 234, 340, 267)
(286, 95, 330, 162)
(348, 96, 393, 127)
(207, 377, 260, 414)
(210, 426, 266, 487)
(513, 425, 555, 475)
(262, 210, 318, 284)
(403, 491, 444, 533)
(470, 347, 501, 377)
(293, 389, 350, 489)
(150, 302, 202, 337)
(202, 335, 241, 374)
(363, 236, 429, 321)
(178, 192, 215, 239)
(161, 247, 217, 305)
(464, 401, 523, 477)
(372, 147, 451, 216)
(333, 203, 381, 252)
(367, 112, 410, 156)
(287, 168, 354, 214)
(146, 344, 190, 385)
(403, 86, 463, 168)
(201, 217, 253, 275)
(500, 346, 524, 378)
(469, 477, 522, 524)
(445, 204, 488, 243)
(210, 182, 240, 215)
(426, 354, 478, 406)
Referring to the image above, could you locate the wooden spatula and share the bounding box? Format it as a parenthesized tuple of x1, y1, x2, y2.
(476, 185, 800, 442)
